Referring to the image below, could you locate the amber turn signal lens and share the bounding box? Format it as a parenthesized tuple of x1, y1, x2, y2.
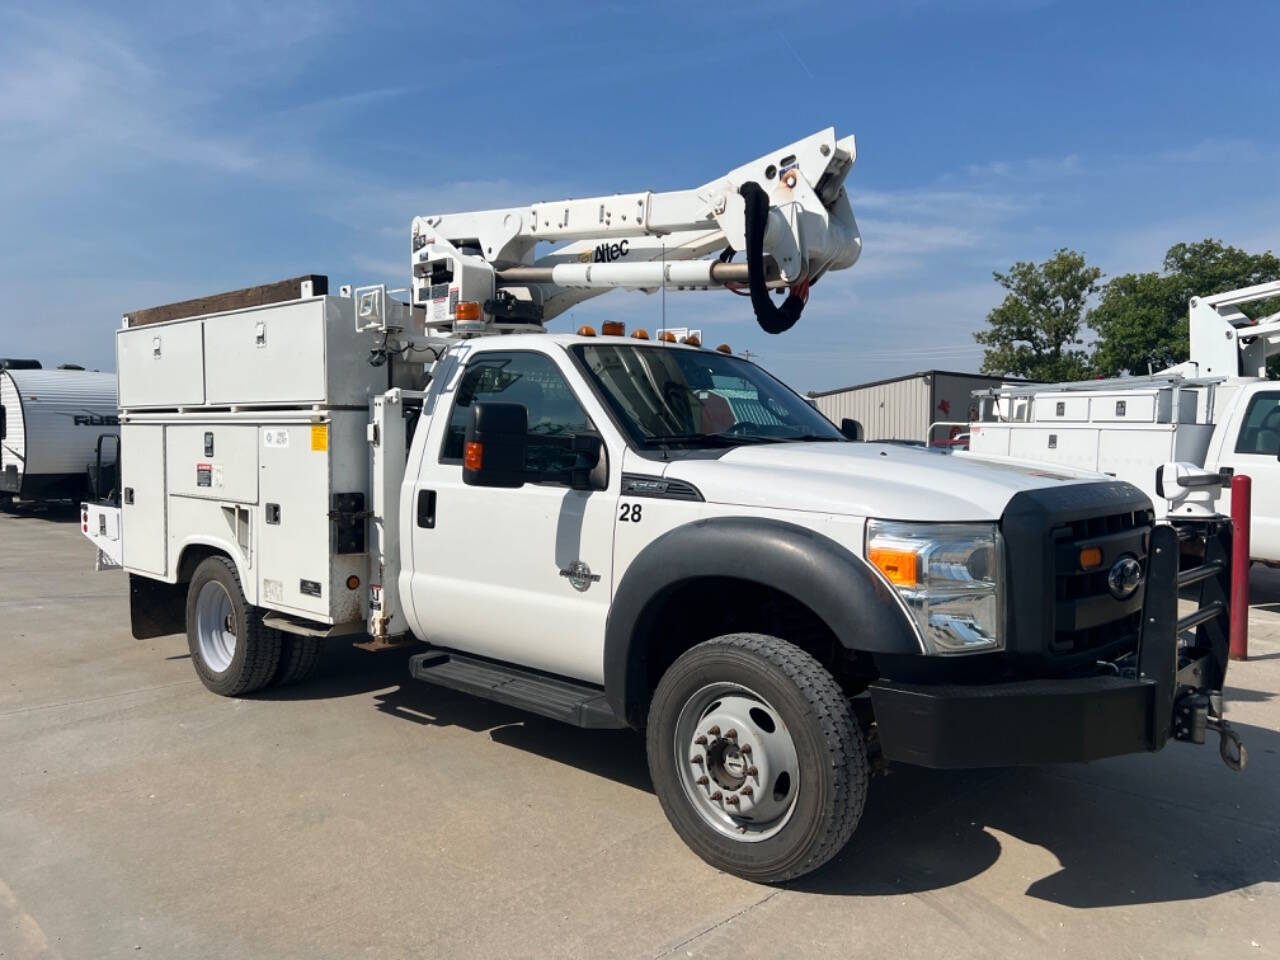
(684, 333, 701, 347)
(455, 300, 481, 322)
(869, 546, 919, 586)
(601, 321, 625, 336)
(631, 329, 650, 340)
(659, 331, 677, 343)
(464, 441, 483, 471)
(716, 343, 733, 354)
(577, 325, 597, 337)
(1079, 546, 1103, 569)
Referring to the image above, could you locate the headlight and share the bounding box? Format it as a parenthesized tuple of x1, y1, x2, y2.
(865, 520, 1003, 655)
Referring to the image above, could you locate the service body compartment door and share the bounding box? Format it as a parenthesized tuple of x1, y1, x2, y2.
(117, 322, 206, 408)
(1008, 426, 1099, 472)
(166, 425, 259, 502)
(204, 301, 328, 406)
(257, 423, 335, 620)
(120, 424, 168, 576)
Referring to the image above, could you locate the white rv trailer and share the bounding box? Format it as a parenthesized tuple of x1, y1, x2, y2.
(0, 367, 120, 501)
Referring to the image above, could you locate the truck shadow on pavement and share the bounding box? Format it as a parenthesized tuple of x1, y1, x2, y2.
(259, 644, 1280, 909)
(795, 722, 1280, 908)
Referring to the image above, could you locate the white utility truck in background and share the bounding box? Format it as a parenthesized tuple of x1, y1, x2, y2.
(83, 129, 1244, 883)
(969, 280, 1280, 564)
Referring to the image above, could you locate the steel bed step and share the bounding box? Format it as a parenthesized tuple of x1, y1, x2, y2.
(408, 650, 628, 729)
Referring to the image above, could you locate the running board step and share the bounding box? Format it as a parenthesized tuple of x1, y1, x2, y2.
(408, 651, 628, 729)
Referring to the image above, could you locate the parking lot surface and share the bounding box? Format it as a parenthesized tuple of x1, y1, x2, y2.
(2, 505, 1278, 959)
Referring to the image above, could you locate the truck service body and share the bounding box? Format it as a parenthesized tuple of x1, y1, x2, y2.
(82, 129, 1244, 882)
(969, 280, 1280, 564)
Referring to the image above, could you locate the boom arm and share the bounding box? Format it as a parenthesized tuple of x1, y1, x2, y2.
(409, 128, 861, 335)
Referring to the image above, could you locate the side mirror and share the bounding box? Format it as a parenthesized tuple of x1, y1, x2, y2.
(463, 402, 528, 488)
(569, 434, 605, 491)
(840, 418, 864, 441)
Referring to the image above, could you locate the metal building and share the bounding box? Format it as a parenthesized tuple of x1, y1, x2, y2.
(810, 369, 1027, 444)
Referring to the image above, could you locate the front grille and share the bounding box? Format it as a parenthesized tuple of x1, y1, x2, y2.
(1050, 508, 1152, 657)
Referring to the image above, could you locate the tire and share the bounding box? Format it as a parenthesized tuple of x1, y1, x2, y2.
(273, 635, 323, 687)
(185, 556, 282, 697)
(646, 633, 867, 883)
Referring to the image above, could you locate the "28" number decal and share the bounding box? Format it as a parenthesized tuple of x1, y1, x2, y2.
(619, 502, 643, 523)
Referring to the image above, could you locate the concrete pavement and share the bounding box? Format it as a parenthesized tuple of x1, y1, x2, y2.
(1, 504, 1277, 959)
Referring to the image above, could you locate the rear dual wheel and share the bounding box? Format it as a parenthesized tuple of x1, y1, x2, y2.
(186, 556, 292, 696)
(647, 634, 867, 883)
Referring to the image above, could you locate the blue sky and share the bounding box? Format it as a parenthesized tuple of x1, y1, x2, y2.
(2, 0, 1277, 391)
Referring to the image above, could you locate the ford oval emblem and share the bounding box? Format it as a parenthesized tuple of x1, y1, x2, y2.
(1107, 555, 1143, 600)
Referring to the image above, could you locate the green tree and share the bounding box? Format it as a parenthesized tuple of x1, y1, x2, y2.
(1088, 239, 1280, 377)
(975, 249, 1101, 381)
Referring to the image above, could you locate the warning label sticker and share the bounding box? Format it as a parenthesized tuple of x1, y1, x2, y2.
(264, 428, 289, 448)
(196, 462, 212, 487)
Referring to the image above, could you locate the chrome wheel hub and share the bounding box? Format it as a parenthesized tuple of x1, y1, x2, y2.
(195, 581, 237, 673)
(675, 683, 800, 842)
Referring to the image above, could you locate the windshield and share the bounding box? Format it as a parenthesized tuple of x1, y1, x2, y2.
(572, 343, 844, 448)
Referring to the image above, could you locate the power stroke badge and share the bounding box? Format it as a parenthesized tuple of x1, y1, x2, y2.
(559, 560, 601, 592)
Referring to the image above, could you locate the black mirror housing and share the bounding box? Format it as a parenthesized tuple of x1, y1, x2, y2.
(569, 433, 605, 491)
(840, 418, 864, 441)
(463, 402, 529, 487)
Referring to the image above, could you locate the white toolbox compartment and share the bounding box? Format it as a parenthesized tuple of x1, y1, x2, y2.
(117, 295, 389, 410)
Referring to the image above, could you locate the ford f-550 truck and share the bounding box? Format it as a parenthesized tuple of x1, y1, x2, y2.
(82, 130, 1244, 882)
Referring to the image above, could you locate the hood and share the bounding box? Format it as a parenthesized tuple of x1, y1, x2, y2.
(662, 442, 1110, 521)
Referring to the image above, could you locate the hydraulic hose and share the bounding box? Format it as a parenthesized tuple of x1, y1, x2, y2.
(739, 181, 807, 334)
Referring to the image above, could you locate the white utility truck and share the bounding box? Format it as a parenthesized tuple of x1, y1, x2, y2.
(83, 129, 1244, 883)
(969, 280, 1280, 564)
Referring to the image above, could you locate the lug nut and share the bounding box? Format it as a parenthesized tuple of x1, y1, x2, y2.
(725, 728, 737, 741)
(740, 744, 752, 757)
(708, 725, 721, 737)
(726, 796, 740, 807)
(741, 785, 754, 798)
(746, 766, 758, 777)
(694, 735, 707, 746)
(710, 791, 722, 803)
(690, 755, 704, 766)
(696, 776, 709, 787)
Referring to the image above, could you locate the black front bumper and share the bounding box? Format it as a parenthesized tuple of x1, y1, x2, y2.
(869, 674, 1158, 767)
(870, 519, 1234, 769)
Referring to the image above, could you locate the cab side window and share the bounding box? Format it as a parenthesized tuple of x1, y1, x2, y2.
(1234, 392, 1280, 456)
(441, 352, 593, 473)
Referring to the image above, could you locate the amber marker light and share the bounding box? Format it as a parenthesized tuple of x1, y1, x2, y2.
(868, 546, 919, 587)
(464, 441, 484, 471)
(1079, 546, 1103, 569)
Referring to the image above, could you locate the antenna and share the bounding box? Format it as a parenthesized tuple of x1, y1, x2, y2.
(660, 242, 666, 339)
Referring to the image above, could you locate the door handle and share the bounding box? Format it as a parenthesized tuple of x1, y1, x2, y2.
(417, 489, 436, 529)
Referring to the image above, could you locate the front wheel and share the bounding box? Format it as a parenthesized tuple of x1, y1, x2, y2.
(646, 633, 867, 883)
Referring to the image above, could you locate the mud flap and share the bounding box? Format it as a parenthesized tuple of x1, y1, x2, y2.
(129, 574, 186, 640)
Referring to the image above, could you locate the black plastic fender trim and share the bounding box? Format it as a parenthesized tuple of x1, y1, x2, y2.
(603, 516, 922, 725)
